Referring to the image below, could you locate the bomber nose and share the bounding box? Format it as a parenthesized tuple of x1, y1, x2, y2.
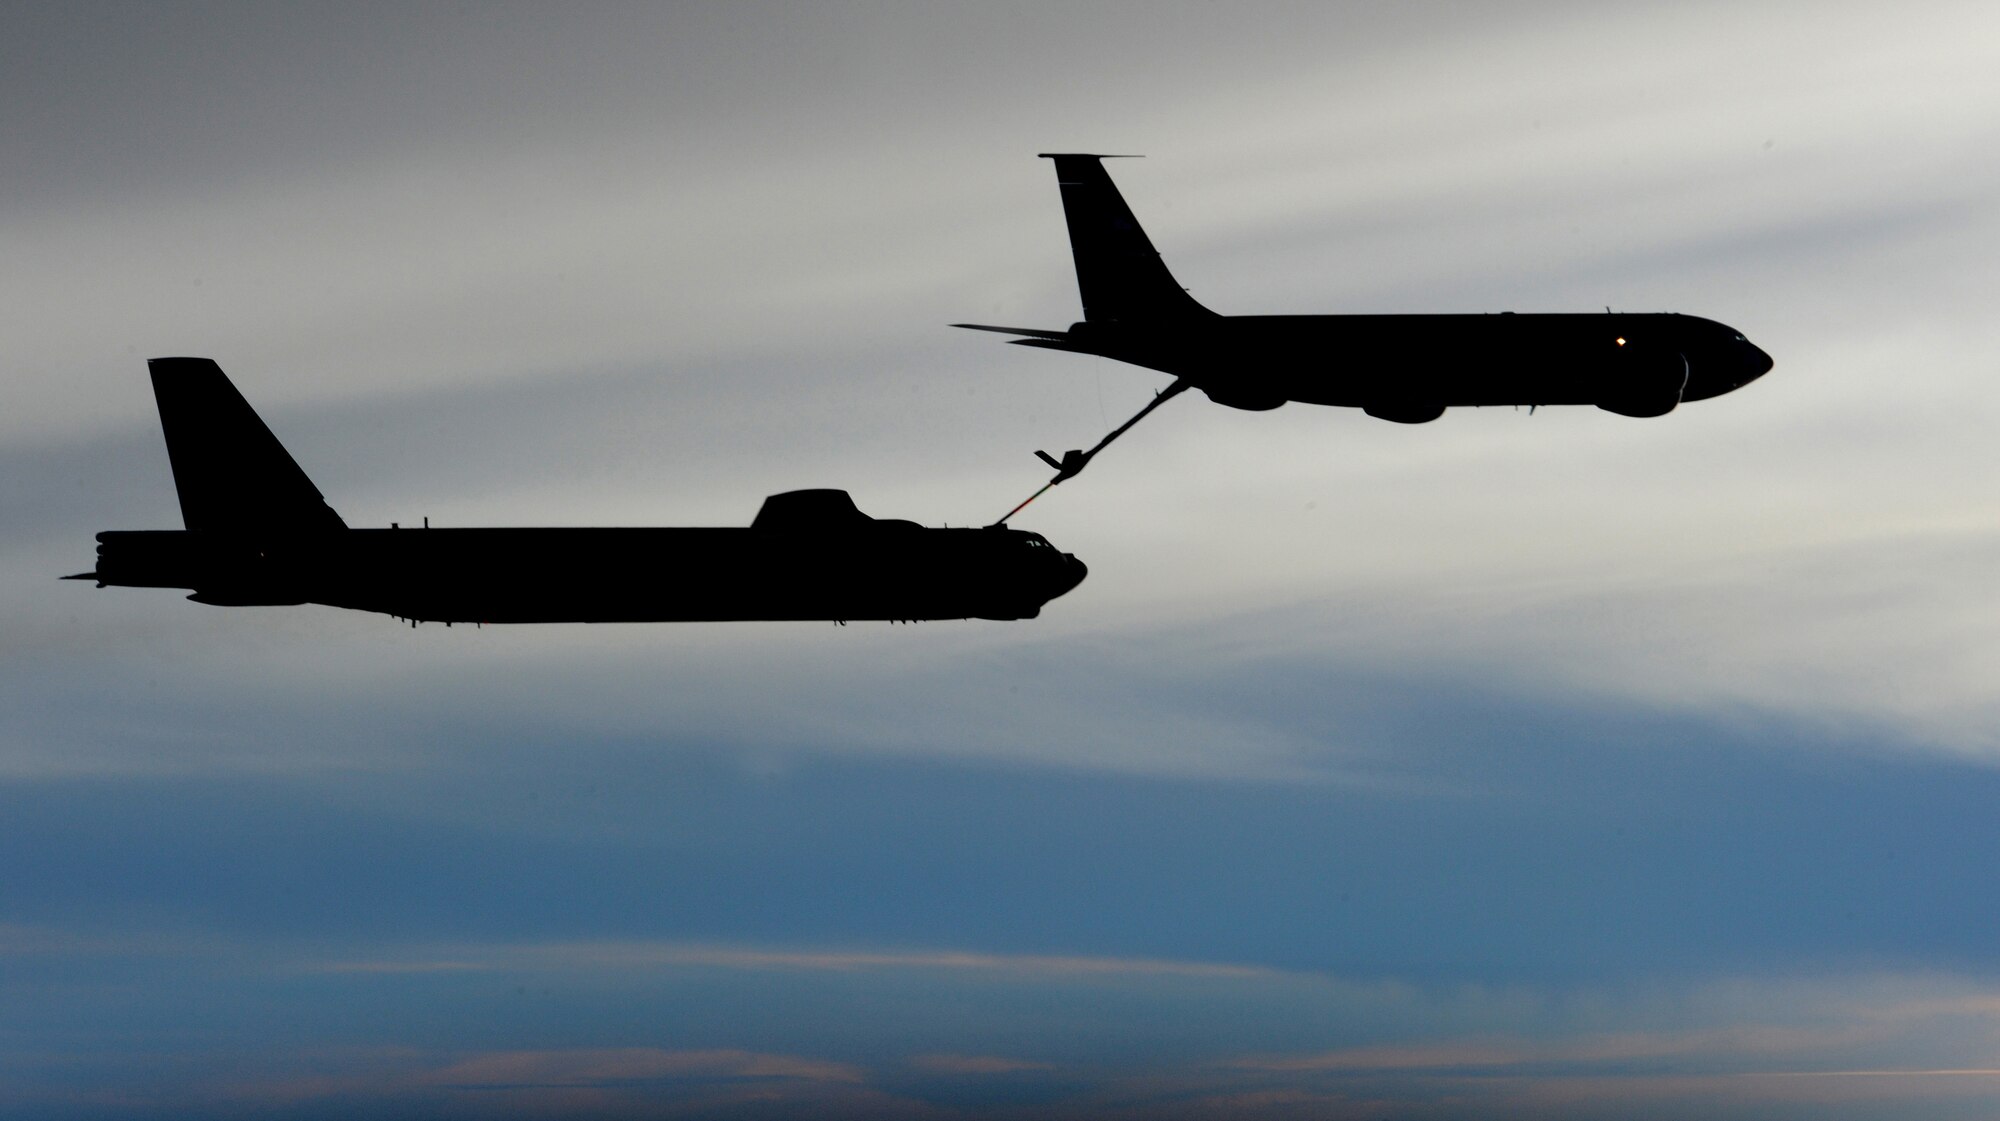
(1051, 554, 1088, 599)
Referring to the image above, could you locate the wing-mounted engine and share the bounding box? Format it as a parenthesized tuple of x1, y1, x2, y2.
(1596, 339, 1689, 418)
(1199, 385, 1287, 411)
(1362, 398, 1447, 424)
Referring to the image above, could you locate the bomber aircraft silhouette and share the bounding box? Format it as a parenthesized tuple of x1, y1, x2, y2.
(961, 154, 1774, 492)
(68, 359, 1087, 624)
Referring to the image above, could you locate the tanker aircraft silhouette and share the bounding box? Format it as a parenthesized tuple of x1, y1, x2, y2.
(68, 359, 1087, 624)
(960, 154, 1774, 487)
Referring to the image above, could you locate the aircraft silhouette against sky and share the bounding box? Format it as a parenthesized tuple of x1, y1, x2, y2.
(961, 154, 1775, 499)
(68, 359, 1087, 625)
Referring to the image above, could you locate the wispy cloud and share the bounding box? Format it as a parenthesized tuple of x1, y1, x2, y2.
(1213, 979, 2000, 1116)
(908, 1053, 1055, 1074)
(313, 939, 1276, 980)
(415, 1047, 864, 1088)
(311, 959, 490, 975)
(213, 1047, 891, 1118)
(1234, 1023, 1886, 1073)
(27, 936, 2000, 1119)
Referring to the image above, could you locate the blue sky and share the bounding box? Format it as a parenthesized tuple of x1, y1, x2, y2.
(9, 1, 2000, 1116)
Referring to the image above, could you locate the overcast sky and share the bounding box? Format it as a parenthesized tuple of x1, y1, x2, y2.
(9, 2, 2000, 1117)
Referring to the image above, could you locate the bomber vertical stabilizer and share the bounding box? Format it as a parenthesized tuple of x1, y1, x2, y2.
(147, 357, 346, 532)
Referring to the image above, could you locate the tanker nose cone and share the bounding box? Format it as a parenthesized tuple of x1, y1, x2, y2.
(1717, 339, 1773, 394)
(1745, 340, 1774, 380)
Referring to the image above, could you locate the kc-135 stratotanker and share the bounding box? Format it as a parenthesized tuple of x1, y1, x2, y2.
(68, 359, 1087, 624)
(962, 154, 1774, 498)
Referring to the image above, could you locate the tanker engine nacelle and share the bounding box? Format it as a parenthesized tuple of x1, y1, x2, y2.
(1362, 398, 1448, 424)
(1596, 338, 1689, 418)
(1200, 384, 1287, 412)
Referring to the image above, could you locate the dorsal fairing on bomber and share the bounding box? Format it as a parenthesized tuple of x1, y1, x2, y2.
(752, 489, 886, 531)
(749, 489, 929, 533)
(1038, 153, 1216, 324)
(147, 357, 345, 533)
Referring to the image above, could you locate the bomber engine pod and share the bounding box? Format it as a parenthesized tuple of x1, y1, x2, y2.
(69, 359, 1087, 625)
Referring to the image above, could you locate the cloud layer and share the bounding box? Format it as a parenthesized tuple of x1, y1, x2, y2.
(10, 2, 2000, 1117)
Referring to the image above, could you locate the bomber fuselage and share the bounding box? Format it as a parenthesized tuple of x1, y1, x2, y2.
(73, 359, 1090, 627)
(86, 521, 1087, 624)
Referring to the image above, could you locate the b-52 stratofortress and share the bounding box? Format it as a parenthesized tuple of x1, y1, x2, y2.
(961, 154, 1774, 490)
(68, 359, 1087, 624)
